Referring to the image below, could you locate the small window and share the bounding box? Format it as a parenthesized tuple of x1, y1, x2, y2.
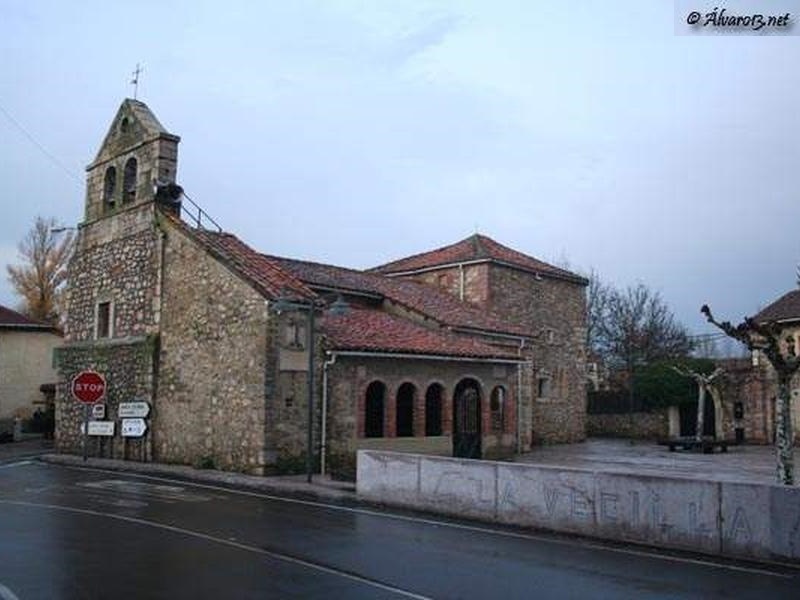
(120, 117, 130, 134)
(283, 318, 306, 349)
(123, 157, 137, 203)
(103, 166, 117, 210)
(786, 336, 796, 357)
(537, 377, 550, 399)
(96, 301, 112, 339)
(490, 386, 505, 432)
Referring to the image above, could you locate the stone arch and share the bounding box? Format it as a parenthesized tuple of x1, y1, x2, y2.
(425, 383, 444, 436)
(123, 156, 138, 203)
(364, 380, 385, 438)
(103, 166, 117, 210)
(396, 382, 416, 437)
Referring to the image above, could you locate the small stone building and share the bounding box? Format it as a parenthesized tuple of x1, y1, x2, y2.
(55, 99, 588, 475)
(0, 305, 62, 423)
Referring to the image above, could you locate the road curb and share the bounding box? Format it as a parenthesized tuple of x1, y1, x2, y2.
(38, 454, 357, 504)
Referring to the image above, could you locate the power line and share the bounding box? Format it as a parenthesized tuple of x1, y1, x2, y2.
(0, 100, 82, 184)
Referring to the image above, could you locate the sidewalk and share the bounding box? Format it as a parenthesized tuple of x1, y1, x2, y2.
(38, 453, 356, 504)
(0, 436, 54, 462)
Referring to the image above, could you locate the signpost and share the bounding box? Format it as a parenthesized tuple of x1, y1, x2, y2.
(71, 371, 106, 462)
(91, 403, 106, 420)
(118, 402, 150, 418)
(81, 421, 115, 436)
(121, 418, 147, 437)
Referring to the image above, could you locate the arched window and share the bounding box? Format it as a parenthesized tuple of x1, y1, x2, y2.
(425, 383, 443, 436)
(364, 381, 385, 438)
(103, 166, 117, 210)
(396, 383, 416, 437)
(123, 157, 137, 203)
(490, 386, 506, 433)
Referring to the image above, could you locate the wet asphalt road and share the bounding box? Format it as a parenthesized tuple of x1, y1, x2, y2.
(0, 461, 798, 599)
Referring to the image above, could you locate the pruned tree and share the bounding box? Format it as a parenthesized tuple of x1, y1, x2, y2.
(701, 304, 800, 485)
(671, 365, 724, 442)
(6, 216, 73, 326)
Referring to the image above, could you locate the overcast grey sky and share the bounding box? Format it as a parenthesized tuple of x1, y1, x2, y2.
(1, 0, 798, 335)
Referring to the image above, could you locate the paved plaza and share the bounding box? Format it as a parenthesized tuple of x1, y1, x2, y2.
(517, 438, 795, 485)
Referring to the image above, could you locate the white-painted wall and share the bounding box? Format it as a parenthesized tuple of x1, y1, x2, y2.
(0, 329, 62, 419)
(358, 450, 800, 563)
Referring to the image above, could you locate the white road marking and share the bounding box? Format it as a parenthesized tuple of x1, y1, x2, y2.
(53, 463, 796, 579)
(76, 479, 212, 502)
(0, 461, 32, 470)
(0, 583, 21, 600)
(0, 499, 432, 600)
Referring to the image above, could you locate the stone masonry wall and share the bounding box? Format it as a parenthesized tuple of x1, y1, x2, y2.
(56, 338, 155, 460)
(157, 222, 270, 474)
(326, 356, 522, 478)
(587, 410, 669, 439)
(56, 202, 161, 459)
(488, 266, 587, 444)
(65, 204, 160, 342)
(412, 263, 490, 307)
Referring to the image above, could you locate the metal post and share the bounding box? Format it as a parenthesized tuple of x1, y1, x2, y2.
(82, 404, 90, 462)
(306, 305, 315, 484)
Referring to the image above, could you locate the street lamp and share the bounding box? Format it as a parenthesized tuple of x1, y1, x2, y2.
(271, 294, 348, 483)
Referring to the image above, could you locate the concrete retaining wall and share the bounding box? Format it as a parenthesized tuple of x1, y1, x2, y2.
(357, 450, 800, 563)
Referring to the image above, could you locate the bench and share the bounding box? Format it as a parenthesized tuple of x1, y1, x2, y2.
(658, 437, 731, 454)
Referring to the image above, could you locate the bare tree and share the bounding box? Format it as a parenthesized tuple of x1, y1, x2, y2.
(671, 365, 724, 442)
(597, 283, 693, 370)
(586, 270, 611, 354)
(701, 304, 800, 485)
(6, 216, 73, 326)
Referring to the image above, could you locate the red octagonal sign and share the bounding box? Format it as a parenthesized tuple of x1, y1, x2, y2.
(71, 371, 106, 404)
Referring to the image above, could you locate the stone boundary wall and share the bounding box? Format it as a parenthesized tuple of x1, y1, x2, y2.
(357, 450, 800, 563)
(587, 410, 669, 439)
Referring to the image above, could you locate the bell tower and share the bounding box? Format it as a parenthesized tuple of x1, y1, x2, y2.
(57, 99, 181, 461)
(84, 98, 180, 222)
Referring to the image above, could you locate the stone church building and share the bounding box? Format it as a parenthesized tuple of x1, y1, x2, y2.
(56, 99, 588, 476)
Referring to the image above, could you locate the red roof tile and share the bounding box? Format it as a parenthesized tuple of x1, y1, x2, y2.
(267, 255, 531, 337)
(321, 308, 521, 360)
(181, 227, 315, 301)
(371, 234, 587, 284)
(755, 290, 800, 323)
(0, 305, 55, 330)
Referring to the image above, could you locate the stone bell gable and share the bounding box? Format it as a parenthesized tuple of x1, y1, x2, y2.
(84, 99, 180, 223)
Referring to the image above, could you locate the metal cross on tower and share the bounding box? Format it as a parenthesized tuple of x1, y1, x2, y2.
(130, 64, 143, 99)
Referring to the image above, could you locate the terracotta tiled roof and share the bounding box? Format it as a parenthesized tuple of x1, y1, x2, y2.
(182, 228, 315, 301)
(371, 234, 587, 284)
(321, 308, 521, 360)
(267, 255, 532, 337)
(0, 305, 55, 330)
(754, 290, 800, 323)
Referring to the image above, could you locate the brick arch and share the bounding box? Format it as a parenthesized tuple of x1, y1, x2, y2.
(362, 380, 387, 438)
(424, 382, 446, 436)
(395, 381, 418, 437)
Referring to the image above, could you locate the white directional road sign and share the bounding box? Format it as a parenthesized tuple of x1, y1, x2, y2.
(118, 402, 150, 418)
(121, 418, 148, 437)
(81, 421, 115, 436)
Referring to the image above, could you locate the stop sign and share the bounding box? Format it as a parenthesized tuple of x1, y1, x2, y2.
(71, 371, 106, 404)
